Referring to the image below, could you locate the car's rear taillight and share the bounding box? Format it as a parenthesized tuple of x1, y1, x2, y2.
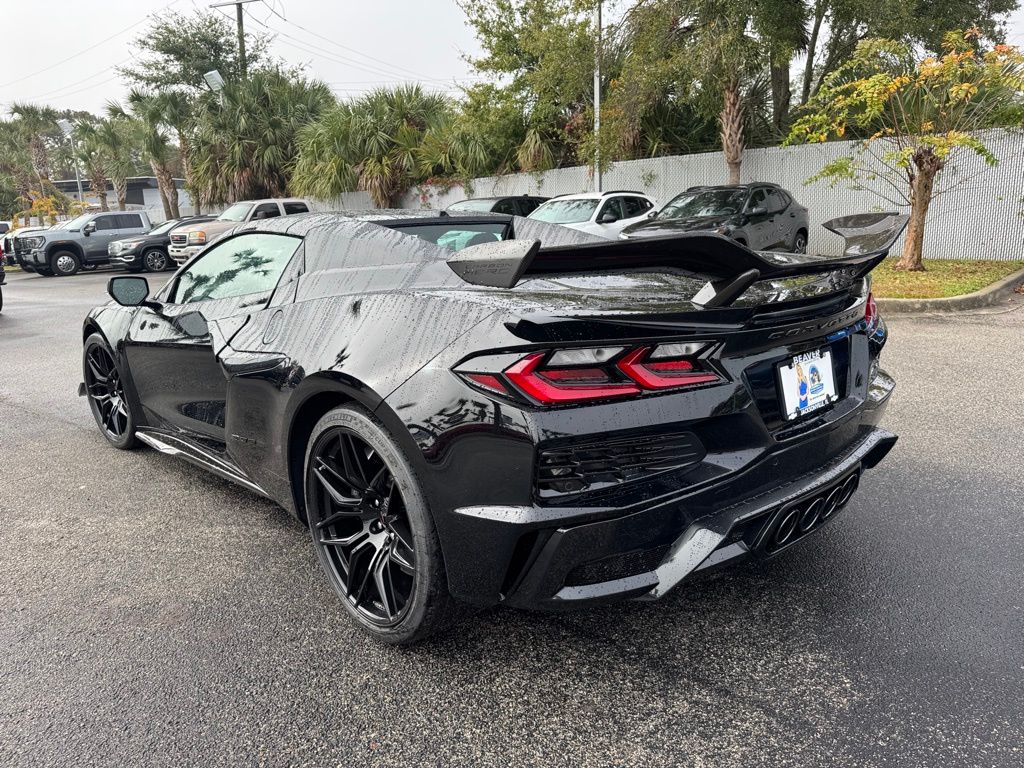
(616, 347, 721, 389)
(504, 352, 640, 404)
(864, 291, 878, 330)
(457, 343, 722, 406)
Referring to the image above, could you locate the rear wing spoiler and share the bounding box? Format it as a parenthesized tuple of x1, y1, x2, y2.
(446, 211, 909, 301)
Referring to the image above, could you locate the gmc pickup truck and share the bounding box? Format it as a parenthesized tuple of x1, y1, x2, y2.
(168, 198, 311, 265)
(14, 211, 152, 276)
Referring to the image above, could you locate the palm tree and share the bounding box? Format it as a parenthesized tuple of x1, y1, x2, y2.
(10, 102, 59, 190)
(292, 85, 455, 208)
(109, 93, 180, 219)
(152, 90, 202, 214)
(74, 120, 111, 211)
(191, 68, 333, 205)
(92, 117, 137, 211)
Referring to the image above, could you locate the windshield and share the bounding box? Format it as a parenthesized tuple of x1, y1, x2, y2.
(447, 200, 497, 213)
(389, 222, 508, 251)
(149, 219, 179, 235)
(218, 203, 253, 222)
(528, 199, 599, 224)
(657, 189, 749, 219)
(57, 214, 93, 231)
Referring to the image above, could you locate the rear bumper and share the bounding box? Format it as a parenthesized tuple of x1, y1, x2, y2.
(445, 369, 896, 610)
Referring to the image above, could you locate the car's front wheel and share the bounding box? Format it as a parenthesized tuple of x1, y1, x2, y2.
(142, 248, 169, 272)
(83, 333, 138, 449)
(50, 250, 80, 276)
(304, 405, 458, 644)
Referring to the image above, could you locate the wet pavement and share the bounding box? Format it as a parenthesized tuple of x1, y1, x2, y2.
(1, 269, 1022, 767)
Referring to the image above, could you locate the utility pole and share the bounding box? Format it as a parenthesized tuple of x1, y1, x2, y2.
(210, 0, 261, 78)
(593, 0, 602, 193)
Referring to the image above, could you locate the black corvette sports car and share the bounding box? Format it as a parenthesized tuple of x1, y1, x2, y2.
(81, 210, 906, 644)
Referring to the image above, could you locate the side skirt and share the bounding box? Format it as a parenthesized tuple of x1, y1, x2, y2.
(135, 429, 269, 498)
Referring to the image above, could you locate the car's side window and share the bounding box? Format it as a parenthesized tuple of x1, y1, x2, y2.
(116, 214, 144, 229)
(765, 189, 788, 214)
(621, 197, 649, 218)
(517, 198, 541, 216)
(597, 198, 623, 221)
(283, 202, 309, 215)
(94, 216, 117, 231)
(172, 233, 302, 305)
(492, 199, 517, 215)
(746, 189, 768, 212)
(253, 203, 281, 220)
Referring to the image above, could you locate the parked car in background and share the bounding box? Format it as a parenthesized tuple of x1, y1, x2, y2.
(4, 226, 49, 266)
(14, 211, 152, 276)
(621, 184, 810, 253)
(446, 195, 548, 217)
(527, 191, 656, 239)
(109, 216, 216, 273)
(169, 199, 312, 265)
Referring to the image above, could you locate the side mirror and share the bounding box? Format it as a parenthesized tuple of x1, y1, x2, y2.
(599, 211, 619, 224)
(747, 206, 768, 217)
(108, 275, 153, 307)
(83, 221, 96, 236)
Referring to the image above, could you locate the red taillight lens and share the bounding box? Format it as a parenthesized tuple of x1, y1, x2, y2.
(617, 347, 721, 389)
(864, 292, 878, 330)
(504, 352, 640, 404)
(464, 373, 510, 395)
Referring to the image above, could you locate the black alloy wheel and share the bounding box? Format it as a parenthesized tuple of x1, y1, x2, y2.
(83, 333, 137, 449)
(793, 231, 808, 254)
(304, 406, 457, 643)
(143, 248, 169, 272)
(51, 249, 80, 276)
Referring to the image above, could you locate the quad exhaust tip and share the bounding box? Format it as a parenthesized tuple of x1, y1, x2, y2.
(767, 472, 860, 552)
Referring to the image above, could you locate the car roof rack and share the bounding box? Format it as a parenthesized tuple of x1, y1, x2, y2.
(603, 190, 645, 196)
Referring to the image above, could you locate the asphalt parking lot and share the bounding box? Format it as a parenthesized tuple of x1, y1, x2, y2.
(1, 268, 1022, 768)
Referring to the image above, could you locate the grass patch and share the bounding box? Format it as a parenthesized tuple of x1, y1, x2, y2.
(871, 259, 1024, 299)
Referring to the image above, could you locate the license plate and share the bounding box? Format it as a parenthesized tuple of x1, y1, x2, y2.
(777, 349, 837, 421)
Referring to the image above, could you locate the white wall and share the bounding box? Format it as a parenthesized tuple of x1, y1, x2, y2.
(317, 130, 1024, 261)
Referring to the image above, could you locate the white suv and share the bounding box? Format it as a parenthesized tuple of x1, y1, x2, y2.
(527, 191, 656, 239)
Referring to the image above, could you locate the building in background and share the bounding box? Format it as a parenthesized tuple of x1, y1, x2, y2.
(51, 177, 194, 221)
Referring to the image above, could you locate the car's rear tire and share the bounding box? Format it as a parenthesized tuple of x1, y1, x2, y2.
(83, 333, 138, 450)
(142, 247, 169, 272)
(793, 230, 808, 254)
(304, 405, 459, 645)
(50, 250, 80, 276)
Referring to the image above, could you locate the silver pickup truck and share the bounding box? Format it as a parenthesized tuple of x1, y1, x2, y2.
(169, 198, 311, 265)
(13, 211, 152, 276)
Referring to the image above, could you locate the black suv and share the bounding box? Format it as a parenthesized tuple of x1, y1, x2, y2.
(621, 184, 810, 252)
(446, 195, 549, 217)
(108, 216, 215, 273)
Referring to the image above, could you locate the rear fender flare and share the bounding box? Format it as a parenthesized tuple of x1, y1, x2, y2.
(283, 372, 427, 522)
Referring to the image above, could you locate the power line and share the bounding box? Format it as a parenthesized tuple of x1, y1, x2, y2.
(0, 0, 182, 89)
(246, 7, 479, 88)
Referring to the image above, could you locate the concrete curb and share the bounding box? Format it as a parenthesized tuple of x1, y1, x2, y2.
(876, 266, 1024, 314)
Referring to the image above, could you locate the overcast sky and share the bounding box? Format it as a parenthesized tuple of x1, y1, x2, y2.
(0, 0, 486, 114)
(2, 0, 1023, 116)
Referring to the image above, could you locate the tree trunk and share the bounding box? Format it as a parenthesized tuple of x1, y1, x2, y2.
(800, 3, 825, 106)
(770, 46, 792, 136)
(896, 148, 942, 272)
(152, 162, 180, 219)
(178, 132, 201, 215)
(720, 77, 744, 184)
(113, 177, 127, 211)
(90, 169, 109, 211)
